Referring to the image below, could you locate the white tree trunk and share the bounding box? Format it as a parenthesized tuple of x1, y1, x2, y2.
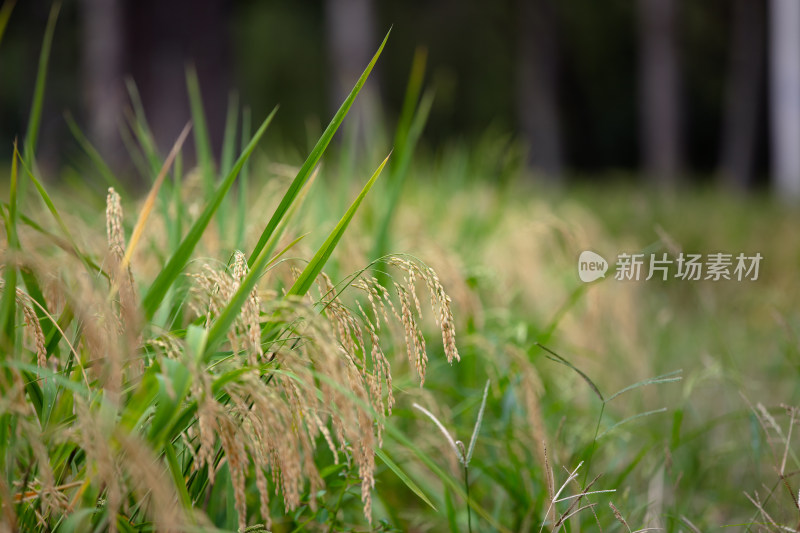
(770, 0, 800, 198)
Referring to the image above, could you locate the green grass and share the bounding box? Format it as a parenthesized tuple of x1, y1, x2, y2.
(3, 11, 800, 533)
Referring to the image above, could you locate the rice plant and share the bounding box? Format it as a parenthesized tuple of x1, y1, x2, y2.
(0, 17, 463, 531)
(4, 3, 800, 532)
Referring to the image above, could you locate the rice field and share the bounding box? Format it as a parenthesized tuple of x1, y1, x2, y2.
(2, 16, 800, 533)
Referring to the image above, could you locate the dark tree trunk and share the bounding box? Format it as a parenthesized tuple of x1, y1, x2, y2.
(517, 0, 563, 181)
(80, 0, 125, 170)
(324, 0, 380, 146)
(638, 0, 682, 187)
(719, 0, 765, 191)
(126, 0, 231, 167)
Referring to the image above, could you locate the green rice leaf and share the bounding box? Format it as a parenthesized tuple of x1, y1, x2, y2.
(597, 408, 669, 440)
(605, 369, 683, 403)
(23, 1, 59, 166)
(204, 233, 306, 358)
(186, 65, 215, 196)
(220, 92, 239, 178)
(0, 149, 19, 352)
(248, 29, 391, 265)
(18, 155, 95, 274)
(124, 78, 161, 177)
(165, 440, 193, 511)
(142, 106, 277, 320)
(287, 153, 390, 298)
(0, 0, 16, 46)
(534, 342, 604, 402)
(65, 112, 126, 192)
(235, 106, 251, 250)
(375, 447, 437, 511)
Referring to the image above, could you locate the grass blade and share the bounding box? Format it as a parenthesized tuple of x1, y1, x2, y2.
(235, 106, 251, 250)
(534, 342, 604, 402)
(375, 447, 437, 511)
(124, 78, 161, 177)
(186, 65, 214, 196)
(373, 88, 433, 269)
(597, 408, 669, 440)
(120, 122, 192, 273)
(287, 152, 390, 298)
(0, 148, 19, 352)
(256, 165, 319, 272)
(14, 212, 102, 274)
(385, 423, 512, 533)
(65, 112, 126, 192)
(164, 441, 193, 511)
(23, 1, 59, 166)
(204, 233, 306, 358)
(465, 380, 490, 466)
(0, 0, 16, 46)
(142, 107, 277, 320)
(220, 92, 239, 178)
(248, 29, 391, 265)
(605, 370, 683, 404)
(18, 153, 95, 275)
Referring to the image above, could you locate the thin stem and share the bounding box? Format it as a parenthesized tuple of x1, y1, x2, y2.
(464, 463, 472, 533)
(583, 402, 605, 485)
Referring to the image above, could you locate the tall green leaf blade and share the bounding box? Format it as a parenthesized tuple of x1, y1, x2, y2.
(65, 112, 126, 192)
(235, 106, 251, 250)
(186, 65, 214, 196)
(0, 150, 19, 352)
(220, 92, 239, 178)
(23, 1, 59, 166)
(373, 88, 434, 265)
(204, 233, 306, 358)
(391, 46, 428, 175)
(217, 92, 239, 242)
(164, 441, 193, 511)
(287, 152, 390, 298)
(375, 447, 437, 511)
(142, 106, 277, 320)
(0, 0, 16, 46)
(124, 78, 161, 177)
(19, 157, 95, 275)
(534, 342, 604, 402)
(248, 29, 391, 265)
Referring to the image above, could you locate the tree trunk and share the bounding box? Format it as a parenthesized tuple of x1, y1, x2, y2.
(126, 0, 231, 165)
(638, 0, 682, 187)
(769, 0, 800, 198)
(324, 0, 380, 146)
(80, 0, 125, 170)
(719, 0, 765, 191)
(517, 0, 563, 181)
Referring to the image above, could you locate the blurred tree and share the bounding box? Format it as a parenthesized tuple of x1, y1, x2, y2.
(769, 0, 800, 198)
(516, 0, 563, 181)
(324, 0, 380, 147)
(79, 0, 125, 170)
(637, 0, 682, 187)
(126, 0, 232, 166)
(718, 0, 764, 191)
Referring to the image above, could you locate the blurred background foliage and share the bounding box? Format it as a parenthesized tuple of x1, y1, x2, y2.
(0, 0, 777, 190)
